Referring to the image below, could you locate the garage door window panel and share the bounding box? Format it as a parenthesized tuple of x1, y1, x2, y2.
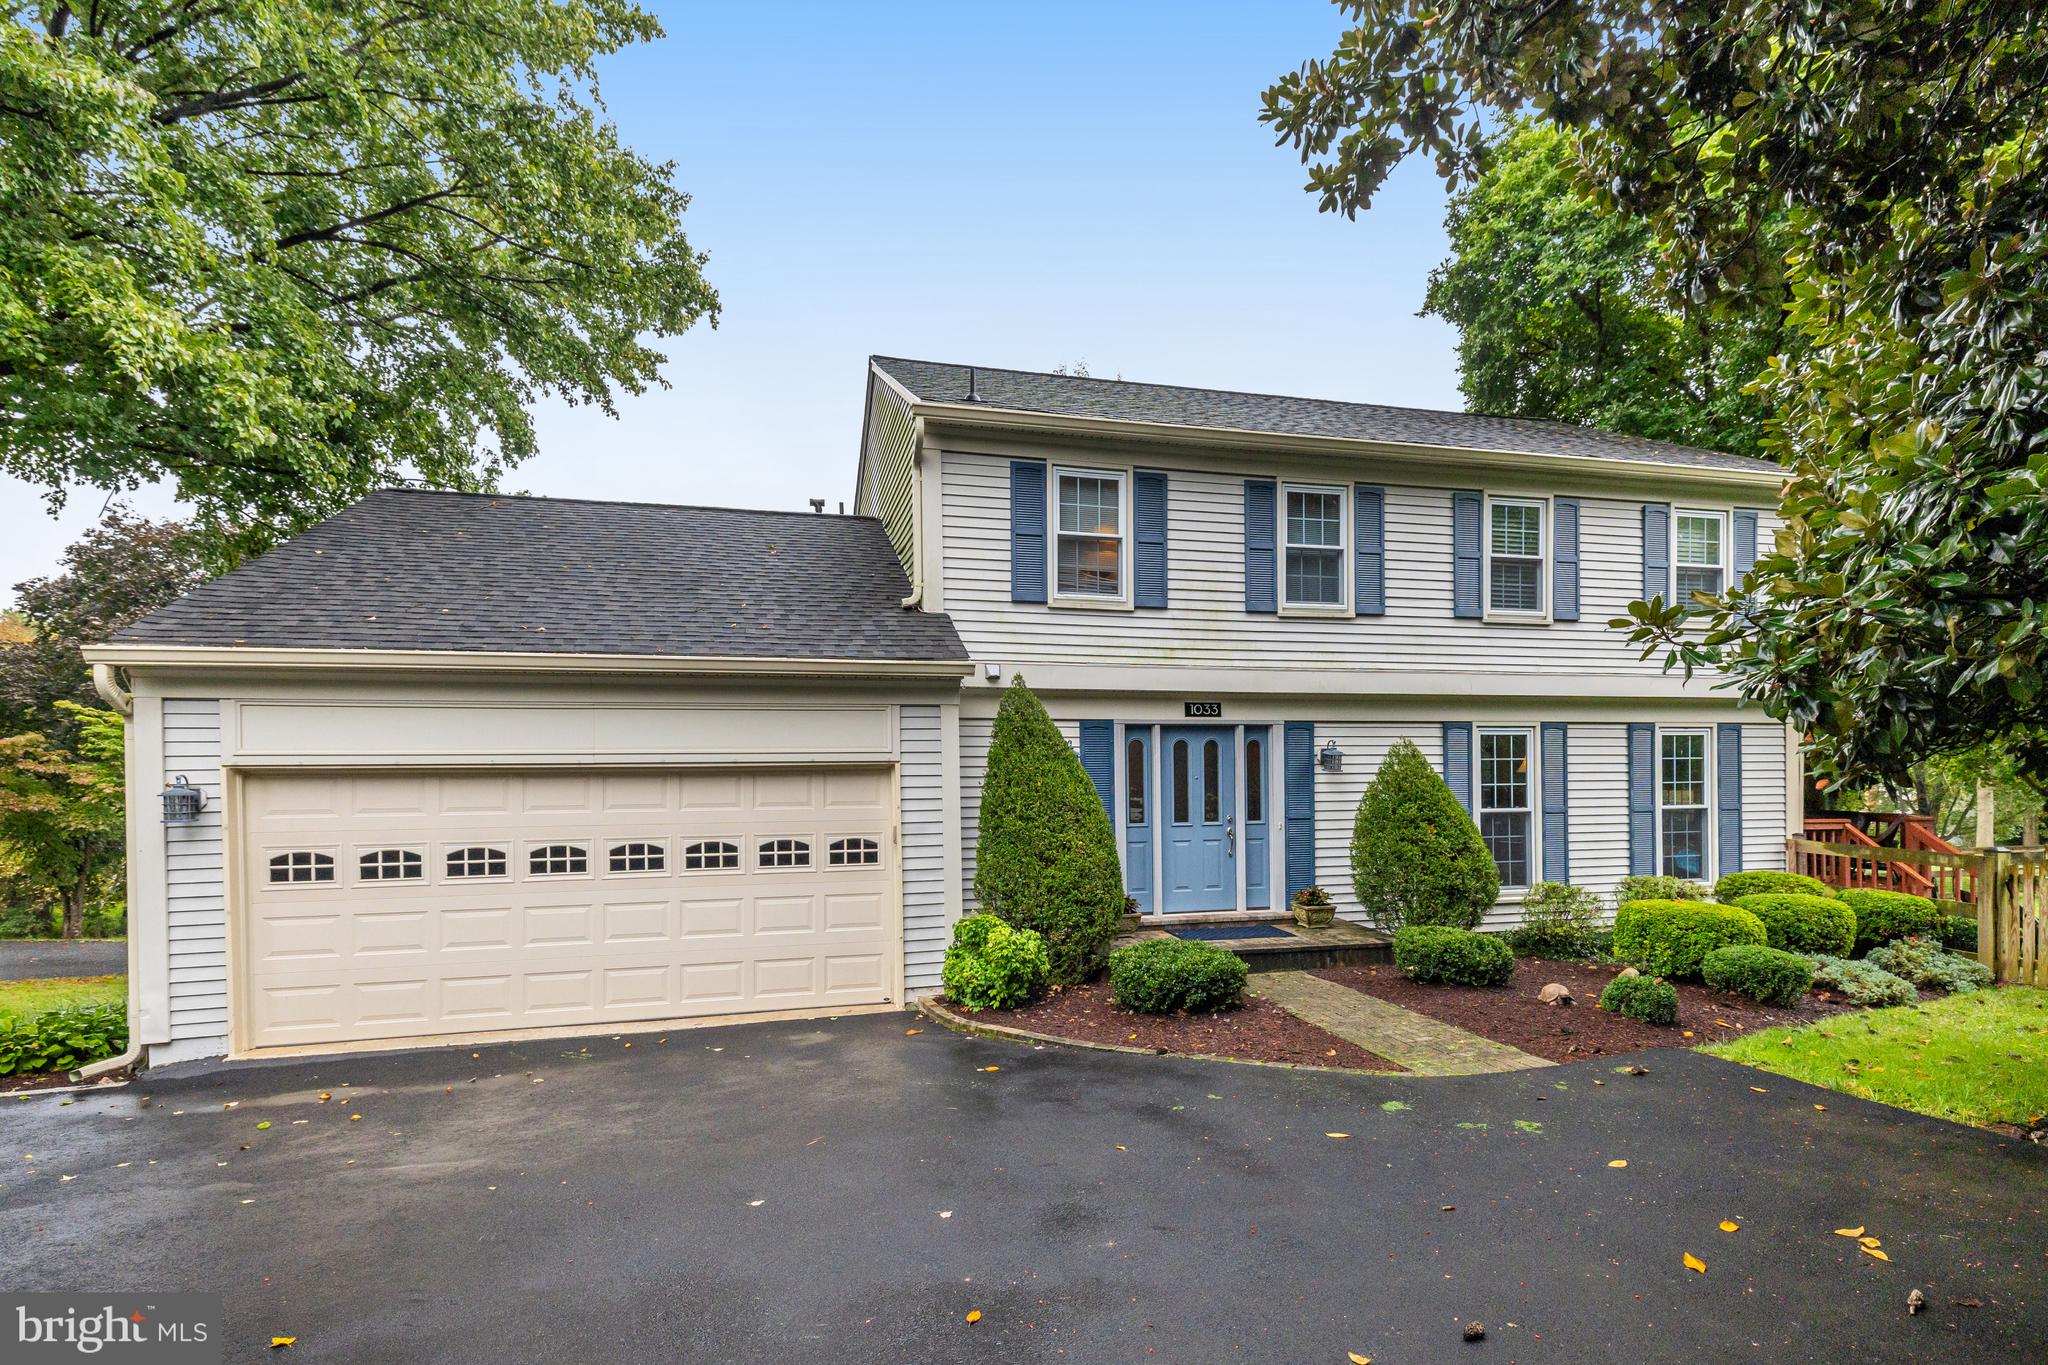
(357, 848, 423, 881)
(446, 846, 508, 879)
(758, 837, 812, 869)
(682, 839, 740, 871)
(827, 836, 881, 866)
(606, 840, 667, 875)
(527, 843, 591, 877)
(268, 850, 335, 885)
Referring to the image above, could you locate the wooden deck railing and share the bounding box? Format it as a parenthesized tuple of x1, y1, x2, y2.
(1788, 836, 2048, 987)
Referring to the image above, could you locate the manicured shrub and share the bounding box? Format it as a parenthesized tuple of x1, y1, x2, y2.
(973, 677, 1126, 984)
(1702, 944, 1814, 1006)
(1108, 938, 1248, 1014)
(1713, 870, 1833, 902)
(1836, 889, 1943, 956)
(1865, 937, 1996, 994)
(1934, 904, 1979, 954)
(1612, 900, 1768, 979)
(0, 1004, 127, 1076)
(1393, 925, 1515, 986)
(1732, 892, 1857, 957)
(1616, 875, 1710, 904)
(1349, 739, 1499, 933)
(1808, 954, 1917, 1007)
(941, 915, 1051, 1011)
(1505, 881, 1605, 959)
(1598, 973, 1678, 1026)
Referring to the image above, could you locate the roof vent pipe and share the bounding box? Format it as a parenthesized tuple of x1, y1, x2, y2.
(809, 498, 825, 514)
(963, 367, 982, 403)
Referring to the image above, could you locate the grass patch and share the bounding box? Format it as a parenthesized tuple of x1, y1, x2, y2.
(0, 975, 125, 1020)
(1705, 987, 2048, 1129)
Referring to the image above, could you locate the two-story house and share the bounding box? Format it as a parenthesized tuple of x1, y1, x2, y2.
(88, 357, 1795, 1065)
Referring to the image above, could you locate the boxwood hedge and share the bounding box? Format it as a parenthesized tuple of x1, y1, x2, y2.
(1612, 900, 1767, 980)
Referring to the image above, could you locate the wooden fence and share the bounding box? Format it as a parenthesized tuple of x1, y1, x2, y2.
(1788, 836, 2048, 987)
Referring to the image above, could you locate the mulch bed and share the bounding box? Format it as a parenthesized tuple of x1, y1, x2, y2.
(1, 1066, 132, 1095)
(945, 981, 1404, 1071)
(1314, 958, 1863, 1065)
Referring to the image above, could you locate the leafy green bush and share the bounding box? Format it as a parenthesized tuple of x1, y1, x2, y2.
(1701, 944, 1813, 1006)
(1713, 870, 1833, 902)
(1108, 938, 1248, 1014)
(1612, 900, 1767, 979)
(1349, 739, 1500, 933)
(972, 678, 1126, 984)
(1836, 889, 1943, 956)
(1934, 904, 1978, 954)
(1504, 881, 1604, 959)
(1865, 937, 1996, 994)
(1616, 875, 1710, 904)
(0, 1004, 128, 1076)
(1808, 954, 1917, 1007)
(1732, 892, 1857, 957)
(1598, 973, 1678, 1025)
(1393, 925, 1515, 986)
(941, 915, 1051, 1012)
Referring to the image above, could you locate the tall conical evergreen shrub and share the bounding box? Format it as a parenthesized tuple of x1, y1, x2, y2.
(1350, 738, 1500, 934)
(973, 676, 1125, 984)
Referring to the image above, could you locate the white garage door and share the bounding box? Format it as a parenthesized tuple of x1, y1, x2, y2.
(238, 768, 897, 1049)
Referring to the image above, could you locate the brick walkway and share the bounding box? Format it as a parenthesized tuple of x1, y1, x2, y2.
(1249, 970, 1553, 1076)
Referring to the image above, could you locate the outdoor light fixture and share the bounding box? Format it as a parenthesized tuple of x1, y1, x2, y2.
(1319, 740, 1344, 772)
(161, 776, 205, 825)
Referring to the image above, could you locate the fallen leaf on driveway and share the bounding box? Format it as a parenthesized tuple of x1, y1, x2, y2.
(1861, 1246, 1891, 1262)
(1814, 1104, 1827, 1111)
(1834, 1227, 1866, 1238)
(1749, 1086, 1767, 1093)
(965, 1310, 982, 1324)
(255, 1122, 270, 1130)
(1349, 1353, 1373, 1363)
(905, 1029, 921, 1036)
(270, 1337, 295, 1349)
(981, 1067, 1000, 1073)
(1325, 1132, 1350, 1140)
(1683, 1253, 1706, 1273)
(1858, 1236, 1882, 1249)
(1719, 1221, 1739, 1233)
(1607, 1160, 1628, 1168)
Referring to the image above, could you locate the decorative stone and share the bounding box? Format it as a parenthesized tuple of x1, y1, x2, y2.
(1538, 982, 1574, 1007)
(1615, 966, 1641, 979)
(1462, 1321, 1486, 1342)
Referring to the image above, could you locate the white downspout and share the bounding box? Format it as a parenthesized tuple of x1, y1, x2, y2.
(899, 416, 926, 608)
(74, 663, 143, 1083)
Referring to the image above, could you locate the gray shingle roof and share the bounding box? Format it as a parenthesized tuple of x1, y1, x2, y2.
(873, 356, 1778, 475)
(112, 489, 967, 664)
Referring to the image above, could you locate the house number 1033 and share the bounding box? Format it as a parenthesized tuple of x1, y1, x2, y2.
(1182, 701, 1222, 718)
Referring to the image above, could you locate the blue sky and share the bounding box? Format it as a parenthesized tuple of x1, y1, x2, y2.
(0, 1, 1461, 603)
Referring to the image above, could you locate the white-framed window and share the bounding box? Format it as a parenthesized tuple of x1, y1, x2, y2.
(607, 841, 666, 874)
(827, 836, 880, 867)
(1673, 509, 1727, 607)
(445, 846, 508, 879)
(757, 837, 811, 869)
(357, 848, 423, 882)
(681, 839, 739, 871)
(268, 850, 335, 885)
(1657, 729, 1712, 880)
(1281, 483, 1346, 608)
(1052, 466, 1126, 601)
(527, 843, 589, 876)
(1487, 497, 1547, 615)
(1476, 728, 1535, 888)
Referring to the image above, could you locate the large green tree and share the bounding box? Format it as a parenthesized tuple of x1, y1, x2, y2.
(1263, 1, 2048, 789)
(1, 1, 718, 558)
(0, 702, 126, 939)
(1422, 120, 1784, 456)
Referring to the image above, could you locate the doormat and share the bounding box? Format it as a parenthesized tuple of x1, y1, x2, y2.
(1170, 924, 1294, 942)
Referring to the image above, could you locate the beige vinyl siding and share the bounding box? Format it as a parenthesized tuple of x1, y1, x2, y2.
(939, 451, 1773, 675)
(859, 373, 919, 578)
(899, 704, 948, 989)
(163, 699, 229, 1045)
(958, 714, 1080, 913)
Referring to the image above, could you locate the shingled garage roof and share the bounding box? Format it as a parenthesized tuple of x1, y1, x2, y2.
(112, 489, 968, 664)
(872, 356, 1779, 475)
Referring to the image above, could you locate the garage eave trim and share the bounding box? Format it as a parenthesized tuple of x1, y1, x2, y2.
(82, 644, 975, 680)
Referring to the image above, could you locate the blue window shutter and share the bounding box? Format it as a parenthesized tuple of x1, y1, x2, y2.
(1440, 722, 1473, 815)
(1284, 722, 1315, 900)
(1642, 504, 1671, 604)
(1733, 509, 1760, 578)
(1353, 485, 1385, 616)
(1134, 470, 1169, 608)
(1541, 722, 1569, 881)
(1079, 720, 1114, 824)
(1010, 461, 1047, 603)
(1627, 723, 1657, 876)
(1553, 497, 1581, 621)
(1452, 491, 1483, 618)
(1717, 723, 1744, 875)
(1244, 479, 1277, 613)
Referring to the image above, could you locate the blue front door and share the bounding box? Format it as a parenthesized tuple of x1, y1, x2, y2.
(1161, 727, 1236, 912)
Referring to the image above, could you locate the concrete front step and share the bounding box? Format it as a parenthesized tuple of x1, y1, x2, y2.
(1113, 918, 1393, 973)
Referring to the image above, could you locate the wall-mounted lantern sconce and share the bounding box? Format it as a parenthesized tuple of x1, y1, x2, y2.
(1319, 740, 1344, 773)
(161, 776, 206, 825)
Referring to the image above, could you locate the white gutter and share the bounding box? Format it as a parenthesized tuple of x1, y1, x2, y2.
(910, 400, 1788, 491)
(74, 664, 141, 1082)
(82, 644, 973, 678)
(900, 414, 926, 609)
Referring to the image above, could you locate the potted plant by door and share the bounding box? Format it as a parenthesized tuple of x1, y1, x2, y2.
(1292, 885, 1336, 929)
(1119, 895, 1143, 933)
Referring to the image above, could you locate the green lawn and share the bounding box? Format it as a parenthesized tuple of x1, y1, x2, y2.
(1706, 987, 2048, 1129)
(0, 975, 125, 1020)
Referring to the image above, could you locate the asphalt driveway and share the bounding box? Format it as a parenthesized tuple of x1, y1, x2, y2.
(0, 938, 126, 981)
(3, 1014, 2042, 1364)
